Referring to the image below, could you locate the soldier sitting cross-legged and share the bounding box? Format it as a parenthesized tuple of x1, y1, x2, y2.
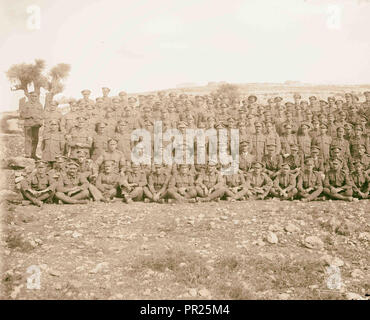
(20, 160, 56, 207)
(270, 162, 298, 200)
(55, 160, 90, 204)
(297, 157, 324, 202)
(95, 160, 123, 202)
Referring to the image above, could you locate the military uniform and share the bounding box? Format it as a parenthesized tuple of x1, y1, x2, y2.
(144, 165, 170, 203)
(168, 165, 197, 202)
(120, 165, 148, 202)
(195, 163, 226, 201)
(270, 164, 298, 200)
(245, 163, 273, 200)
(20, 161, 55, 206)
(19, 93, 44, 158)
(297, 163, 323, 202)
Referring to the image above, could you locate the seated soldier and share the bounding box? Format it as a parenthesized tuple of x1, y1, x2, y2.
(55, 160, 90, 204)
(120, 163, 148, 203)
(95, 160, 123, 202)
(262, 142, 282, 179)
(284, 143, 303, 176)
(310, 145, 325, 173)
(297, 157, 324, 202)
(167, 164, 197, 203)
(350, 160, 369, 200)
(323, 158, 354, 202)
(143, 164, 170, 203)
(223, 162, 248, 201)
(195, 160, 226, 202)
(329, 145, 349, 173)
(350, 144, 370, 174)
(270, 163, 298, 200)
(74, 148, 101, 201)
(48, 155, 67, 183)
(20, 160, 56, 207)
(245, 161, 273, 200)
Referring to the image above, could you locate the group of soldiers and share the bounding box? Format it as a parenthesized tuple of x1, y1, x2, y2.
(18, 88, 370, 206)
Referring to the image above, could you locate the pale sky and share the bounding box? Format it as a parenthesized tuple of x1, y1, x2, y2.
(1, 0, 370, 110)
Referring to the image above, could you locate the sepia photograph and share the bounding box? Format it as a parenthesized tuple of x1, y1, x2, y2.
(0, 0, 369, 305)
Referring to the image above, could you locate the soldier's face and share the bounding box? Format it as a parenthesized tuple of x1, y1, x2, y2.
(108, 141, 117, 151)
(305, 161, 314, 171)
(332, 150, 340, 158)
(337, 128, 344, 137)
(50, 123, 58, 131)
(208, 164, 217, 173)
(67, 166, 78, 175)
(253, 164, 262, 173)
(179, 166, 188, 174)
(267, 146, 275, 154)
(355, 163, 363, 173)
(30, 94, 38, 102)
(311, 150, 319, 157)
(320, 127, 327, 134)
(331, 161, 340, 170)
(77, 152, 86, 163)
(37, 165, 47, 175)
(104, 164, 113, 173)
(281, 166, 290, 174)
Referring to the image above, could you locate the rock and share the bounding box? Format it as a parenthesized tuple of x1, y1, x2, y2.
(345, 292, 365, 300)
(10, 284, 23, 299)
(336, 219, 357, 236)
(266, 232, 278, 244)
(350, 269, 364, 278)
(268, 224, 283, 232)
(284, 223, 300, 233)
(89, 262, 109, 274)
(179, 262, 187, 268)
(7, 157, 35, 170)
(358, 232, 370, 241)
(72, 231, 82, 238)
(304, 236, 324, 250)
(199, 288, 211, 297)
(143, 289, 151, 295)
(321, 255, 344, 267)
(49, 270, 62, 277)
(188, 288, 197, 297)
(278, 293, 290, 300)
(54, 283, 63, 290)
(0, 190, 22, 202)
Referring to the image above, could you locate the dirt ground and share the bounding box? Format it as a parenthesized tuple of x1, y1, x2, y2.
(1, 198, 369, 300)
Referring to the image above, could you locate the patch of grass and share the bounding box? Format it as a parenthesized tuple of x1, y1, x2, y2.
(5, 232, 34, 252)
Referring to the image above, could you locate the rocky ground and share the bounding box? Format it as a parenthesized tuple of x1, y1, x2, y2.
(0, 134, 369, 300)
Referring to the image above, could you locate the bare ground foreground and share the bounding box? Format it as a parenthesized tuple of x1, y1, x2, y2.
(0, 131, 369, 300)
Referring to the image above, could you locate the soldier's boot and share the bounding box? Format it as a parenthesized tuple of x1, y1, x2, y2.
(232, 188, 249, 201)
(55, 192, 81, 204)
(131, 187, 143, 201)
(208, 187, 226, 201)
(71, 189, 90, 201)
(23, 190, 43, 207)
(88, 184, 104, 201)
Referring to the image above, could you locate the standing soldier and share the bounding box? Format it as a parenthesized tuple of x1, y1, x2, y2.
(80, 89, 94, 106)
(270, 163, 298, 200)
(61, 100, 79, 134)
(95, 138, 126, 175)
(91, 122, 109, 161)
(239, 140, 255, 173)
(195, 160, 227, 202)
(144, 164, 170, 203)
(323, 159, 354, 201)
(20, 160, 56, 206)
(66, 115, 93, 159)
(264, 121, 281, 155)
(114, 120, 132, 161)
(249, 121, 266, 162)
(19, 92, 44, 159)
(41, 120, 65, 164)
(167, 164, 197, 203)
(297, 157, 324, 202)
(101, 87, 112, 108)
(43, 101, 63, 133)
(55, 160, 90, 204)
(297, 122, 312, 157)
(280, 123, 298, 156)
(312, 122, 332, 163)
(349, 124, 369, 157)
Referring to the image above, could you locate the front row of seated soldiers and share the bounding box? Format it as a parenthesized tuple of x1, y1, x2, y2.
(20, 153, 369, 207)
